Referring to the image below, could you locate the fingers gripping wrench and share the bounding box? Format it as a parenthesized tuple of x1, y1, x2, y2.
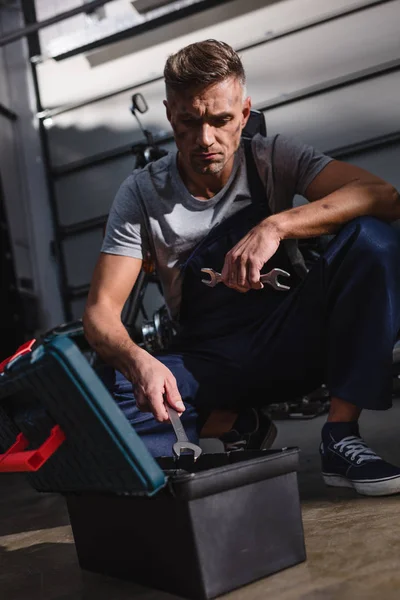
(166, 405, 202, 461)
(201, 267, 291, 291)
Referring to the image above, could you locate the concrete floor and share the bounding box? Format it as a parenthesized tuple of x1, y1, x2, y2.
(1, 403, 400, 600)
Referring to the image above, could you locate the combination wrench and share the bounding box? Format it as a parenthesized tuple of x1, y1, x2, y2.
(201, 267, 291, 291)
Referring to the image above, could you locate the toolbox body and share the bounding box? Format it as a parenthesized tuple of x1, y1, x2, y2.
(67, 451, 304, 600)
(0, 335, 306, 599)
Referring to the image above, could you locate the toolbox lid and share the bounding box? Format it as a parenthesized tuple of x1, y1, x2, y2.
(0, 336, 167, 496)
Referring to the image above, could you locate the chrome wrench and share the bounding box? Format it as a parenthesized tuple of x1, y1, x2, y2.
(166, 405, 202, 461)
(201, 267, 291, 291)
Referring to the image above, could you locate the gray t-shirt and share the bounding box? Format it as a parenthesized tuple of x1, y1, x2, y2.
(102, 133, 333, 319)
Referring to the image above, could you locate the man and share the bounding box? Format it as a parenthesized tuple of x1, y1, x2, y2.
(84, 39, 400, 496)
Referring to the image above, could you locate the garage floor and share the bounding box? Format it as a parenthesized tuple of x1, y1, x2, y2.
(1, 402, 400, 600)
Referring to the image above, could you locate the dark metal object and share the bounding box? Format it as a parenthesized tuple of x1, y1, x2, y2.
(37, 0, 395, 119)
(0, 102, 17, 121)
(266, 386, 331, 420)
(141, 306, 176, 353)
(0, 0, 113, 48)
(129, 91, 168, 168)
(131, 93, 148, 114)
(21, 1, 72, 321)
(119, 94, 170, 342)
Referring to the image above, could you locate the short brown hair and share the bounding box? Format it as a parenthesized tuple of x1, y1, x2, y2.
(164, 39, 246, 94)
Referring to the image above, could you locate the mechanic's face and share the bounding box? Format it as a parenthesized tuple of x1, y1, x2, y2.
(164, 77, 251, 176)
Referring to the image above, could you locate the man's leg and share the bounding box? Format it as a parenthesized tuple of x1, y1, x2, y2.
(317, 218, 400, 493)
(245, 216, 400, 495)
(323, 217, 400, 411)
(327, 396, 361, 423)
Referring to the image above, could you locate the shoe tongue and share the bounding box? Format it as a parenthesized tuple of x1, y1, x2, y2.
(219, 409, 257, 444)
(322, 421, 360, 443)
(233, 408, 257, 434)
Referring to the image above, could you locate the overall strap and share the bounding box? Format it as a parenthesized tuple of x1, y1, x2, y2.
(242, 137, 271, 217)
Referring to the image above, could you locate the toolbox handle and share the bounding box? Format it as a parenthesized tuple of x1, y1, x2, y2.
(0, 339, 36, 374)
(0, 425, 66, 472)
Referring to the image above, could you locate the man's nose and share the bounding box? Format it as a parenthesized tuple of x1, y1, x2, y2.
(196, 123, 215, 148)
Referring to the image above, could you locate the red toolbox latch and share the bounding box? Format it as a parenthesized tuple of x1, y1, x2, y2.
(0, 425, 66, 472)
(0, 339, 36, 374)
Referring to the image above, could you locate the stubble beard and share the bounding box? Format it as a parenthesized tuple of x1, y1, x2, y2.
(192, 162, 225, 175)
(190, 155, 225, 175)
(192, 136, 242, 175)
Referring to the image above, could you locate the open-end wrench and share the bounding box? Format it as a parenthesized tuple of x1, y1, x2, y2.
(166, 405, 202, 461)
(201, 267, 291, 291)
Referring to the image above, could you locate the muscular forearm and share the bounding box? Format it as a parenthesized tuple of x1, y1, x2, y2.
(83, 304, 146, 380)
(84, 302, 185, 422)
(267, 181, 400, 241)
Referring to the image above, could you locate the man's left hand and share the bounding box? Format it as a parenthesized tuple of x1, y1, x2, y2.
(221, 219, 282, 292)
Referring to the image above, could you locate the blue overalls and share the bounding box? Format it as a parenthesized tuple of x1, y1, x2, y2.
(107, 142, 400, 457)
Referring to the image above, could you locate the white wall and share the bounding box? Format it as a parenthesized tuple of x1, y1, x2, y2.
(5, 0, 400, 322)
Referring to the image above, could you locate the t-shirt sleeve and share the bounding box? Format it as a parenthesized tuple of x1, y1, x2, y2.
(101, 173, 149, 260)
(272, 134, 333, 197)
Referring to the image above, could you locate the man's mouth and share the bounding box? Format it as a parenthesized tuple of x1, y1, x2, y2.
(194, 152, 220, 160)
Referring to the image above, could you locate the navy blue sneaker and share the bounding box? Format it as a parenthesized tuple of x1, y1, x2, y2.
(320, 422, 400, 496)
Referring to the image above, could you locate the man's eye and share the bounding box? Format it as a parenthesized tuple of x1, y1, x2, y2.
(213, 118, 231, 127)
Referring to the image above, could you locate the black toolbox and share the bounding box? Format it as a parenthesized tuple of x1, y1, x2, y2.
(0, 335, 306, 599)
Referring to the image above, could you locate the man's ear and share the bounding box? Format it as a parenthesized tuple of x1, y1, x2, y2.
(242, 96, 252, 128)
(163, 100, 171, 124)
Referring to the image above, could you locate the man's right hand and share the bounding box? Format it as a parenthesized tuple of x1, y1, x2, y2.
(131, 349, 185, 422)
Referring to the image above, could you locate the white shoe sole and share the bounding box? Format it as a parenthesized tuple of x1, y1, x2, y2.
(323, 473, 400, 496)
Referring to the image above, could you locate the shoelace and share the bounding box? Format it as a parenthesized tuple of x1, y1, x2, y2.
(333, 436, 381, 465)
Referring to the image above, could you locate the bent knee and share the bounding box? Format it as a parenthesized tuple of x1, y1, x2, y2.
(347, 216, 400, 258)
